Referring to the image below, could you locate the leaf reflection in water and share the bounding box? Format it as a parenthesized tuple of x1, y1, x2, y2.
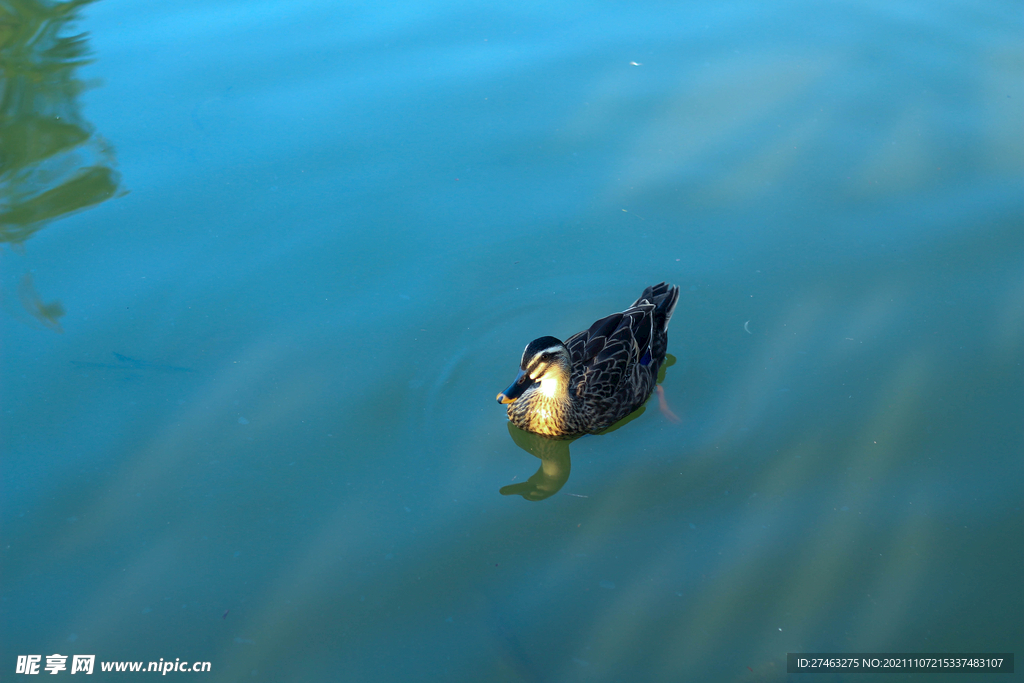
(18, 273, 64, 333)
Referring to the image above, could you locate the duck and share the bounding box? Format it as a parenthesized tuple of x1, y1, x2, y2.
(497, 282, 680, 438)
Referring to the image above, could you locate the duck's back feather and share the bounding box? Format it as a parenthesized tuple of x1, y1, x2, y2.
(562, 283, 679, 430)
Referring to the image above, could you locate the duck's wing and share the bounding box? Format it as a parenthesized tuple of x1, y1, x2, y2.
(566, 300, 656, 400)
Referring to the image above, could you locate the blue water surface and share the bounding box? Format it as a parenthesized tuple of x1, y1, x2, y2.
(2, 0, 1021, 680)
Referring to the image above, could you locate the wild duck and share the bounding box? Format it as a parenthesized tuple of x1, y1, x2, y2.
(497, 282, 680, 438)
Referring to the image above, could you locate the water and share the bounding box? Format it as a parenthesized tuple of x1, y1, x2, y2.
(2, 0, 1021, 680)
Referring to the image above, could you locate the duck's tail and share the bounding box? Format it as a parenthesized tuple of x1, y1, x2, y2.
(634, 282, 680, 332)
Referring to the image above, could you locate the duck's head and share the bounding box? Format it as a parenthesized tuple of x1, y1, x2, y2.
(497, 336, 571, 404)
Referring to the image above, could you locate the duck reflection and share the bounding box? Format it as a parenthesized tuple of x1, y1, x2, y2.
(499, 406, 652, 501)
(499, 423, 575, 501)
(499, 355, 676, 501)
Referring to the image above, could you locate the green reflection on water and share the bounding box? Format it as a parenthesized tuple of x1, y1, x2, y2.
(0, 0, 121, 244)
(1, 0, 121, 327)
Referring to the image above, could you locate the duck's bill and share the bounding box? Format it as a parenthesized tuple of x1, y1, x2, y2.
(497, 369, 530, 404)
